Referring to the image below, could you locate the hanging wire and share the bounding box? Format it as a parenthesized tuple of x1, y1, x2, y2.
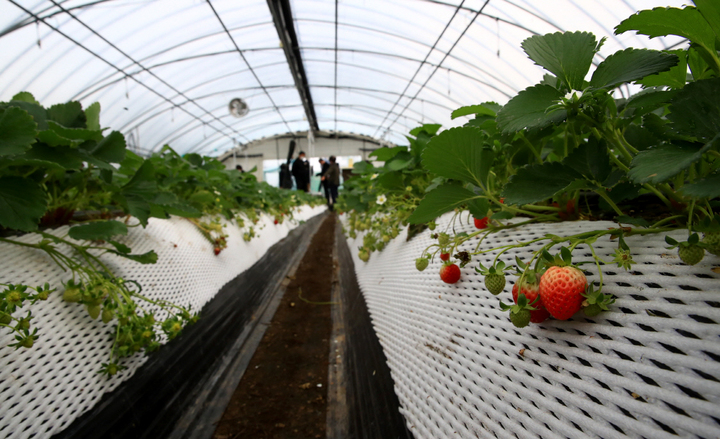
(124, 76, 129, 99)
(447, 68, 451, 96)
(36, 21, 41, 48)
(496, 17, 500, 57)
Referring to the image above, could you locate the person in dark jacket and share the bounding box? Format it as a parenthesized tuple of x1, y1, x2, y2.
(291, 151, 311, 192)
(317, 158, 330, 203)
(321, 156, 340, 210)
(279, 163, 293, 189)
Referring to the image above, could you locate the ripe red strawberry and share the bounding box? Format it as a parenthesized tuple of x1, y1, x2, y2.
(538, 266, 587, 320)
(512, 281, 550, 323)
(440, 252, 450, 261)
(440, 263, 461, 284)
(213, 247, 221, 256)
(474, 216, 489, 229)
(274, 219, 279, 225)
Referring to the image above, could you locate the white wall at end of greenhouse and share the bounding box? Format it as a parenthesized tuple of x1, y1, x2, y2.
(223, 155, 264, 182)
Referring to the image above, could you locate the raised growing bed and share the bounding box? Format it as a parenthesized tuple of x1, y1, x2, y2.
(344, 211, 720, 439)
(0, 205, 325, 439)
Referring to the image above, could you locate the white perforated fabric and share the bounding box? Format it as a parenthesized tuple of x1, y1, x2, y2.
(0, 205, 324, 439)
(344, 213, 720, 439)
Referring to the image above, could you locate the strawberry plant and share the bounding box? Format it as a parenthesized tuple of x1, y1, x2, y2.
(341, 1, 720, 329)
(0, 92, 322, 375)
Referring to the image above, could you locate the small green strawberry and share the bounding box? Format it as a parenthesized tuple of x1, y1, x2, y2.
(358, 248, 370, 262)
(666, 234, 704, 265)
(415, 257, 429, 272)
(582, 285, 615, 317)
(702, 231, 720, 256)
(438, 233, 450, 247)
(102, 307, 114, 324)
(510, 309, 531, 328)
(86, 304, 101, 320)
(500, 293, 536, 328)
(678, 245, 704, 265)
(428, 221, 437, 231)
(476, 261, 508, 295)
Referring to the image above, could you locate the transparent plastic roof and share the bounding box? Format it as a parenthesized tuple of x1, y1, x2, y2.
(0, 0, 687, 156)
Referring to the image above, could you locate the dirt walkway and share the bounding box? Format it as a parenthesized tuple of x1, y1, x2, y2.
(212, 214, 336, 439)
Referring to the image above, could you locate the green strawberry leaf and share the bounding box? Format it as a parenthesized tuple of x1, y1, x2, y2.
(22, 143, 84, 169)
(615, 215, 650, 228)
(69, 220, 128, 241)
(85, 102, 101, 131)
(502, 162, 582, 205)
(0, 176, 47, 231)
(0, 107, 38, 156)
(561, 141, 611, 183)
(163, 203, 202, 218)
(451, 104, 497, 120)
(4, 100, 48, 130)
(11, 92, 40, 105)
(615, 6, 720, 75)
(385, 151, 413, 171)
(635, 50, 688, 89)
(422, 126, 494, 187)
(491, 211, 514, 220)
(108, 240, 131, 254)
(46, 101, 86, 128)
(409, 124, 441, 137)
(110, 250, 158, 264)
(408, 184, 480, 224)
(122, 160, 157, 200)
(629, 137, 719, 184)
(680, 171, 720, 198)
(667, 77, 720, 141)
(521, 31, 599, 91)
(467, 197, 490, 221)
(375, 172, 404, 190)
(369, 146, 406, 161)
(85, 130, 126, 164)
(496, 84, 566, 133)
(589, 48, 679, 89)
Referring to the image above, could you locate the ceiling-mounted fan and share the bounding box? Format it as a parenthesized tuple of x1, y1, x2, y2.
(228, 98, 249, 118)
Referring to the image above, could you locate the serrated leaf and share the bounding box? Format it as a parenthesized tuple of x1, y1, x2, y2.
(668, 77, 720, 141)
(85, 102, 101, 131)
(5, 101, 48, 130)
(122, 160, 157, 199)
(110, 250, 158, 264)
(69, 220, 128, 241)
(615, 215, 650, 227)
(496, 85, 566, 133)
(87, 131, 126, 163)
(0, 176, 46, 231)
(467, 197, 490, 220)
(163, 203, 202, 218)
(502, 162, 581, 205)
(352, 161, 373, 174)
(124, 195, 151, 227)
(590, 48, 679, 89)
(369, 146, 405, 161)
(46, 101, 86, 128)
(23, 143, 84, 169)
(491, 211, 514, 220)
(521, 31, 598, 90)
(11, 92, 39, 105)
(108, 240, 131, 254)
(375, 172, 404, 190)
(409, 124, 441, 137)
(624, 88, 676, 116)
(408, 184, 480, 224)
(681, 172, 720, 198)
(385, 151, 413, 171)
(629, 137, 718, 184)
(615, 6, 720, 75)
(451, 105, 496, 120)
(562, 141, 611, 182)
(0, 107, 37, 156)
(635, 50, 688, 89)
(422, 127, 494, 187)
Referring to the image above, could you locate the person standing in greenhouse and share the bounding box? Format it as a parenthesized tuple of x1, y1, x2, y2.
(279, 163, 293, 189)
(291, 151, 311, 192)
(321, 156, 340, 210)
(317, 158, 330, 203)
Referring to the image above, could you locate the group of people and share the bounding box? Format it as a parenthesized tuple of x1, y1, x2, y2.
(279, 151, 340, 210)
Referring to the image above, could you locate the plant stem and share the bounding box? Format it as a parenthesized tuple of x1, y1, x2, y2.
(594, 189, 624, 216)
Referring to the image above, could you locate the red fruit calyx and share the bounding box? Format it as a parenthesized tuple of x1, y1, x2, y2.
(474, 217, 489, 229)
(440, 252, 450, 261)
(538, 266, 587, 320)
(512, 281, 550, 323)
(440, 263, 461, 284)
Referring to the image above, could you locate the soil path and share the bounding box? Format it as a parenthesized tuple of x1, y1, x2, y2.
(213, 214, 336, 439)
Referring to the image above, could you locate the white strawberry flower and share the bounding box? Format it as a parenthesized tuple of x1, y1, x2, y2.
(376, 194, 387, 205)
(564, 90, 583, 100)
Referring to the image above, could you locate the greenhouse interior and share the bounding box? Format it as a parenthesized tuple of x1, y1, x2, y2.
(1, 0, 719, 438)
